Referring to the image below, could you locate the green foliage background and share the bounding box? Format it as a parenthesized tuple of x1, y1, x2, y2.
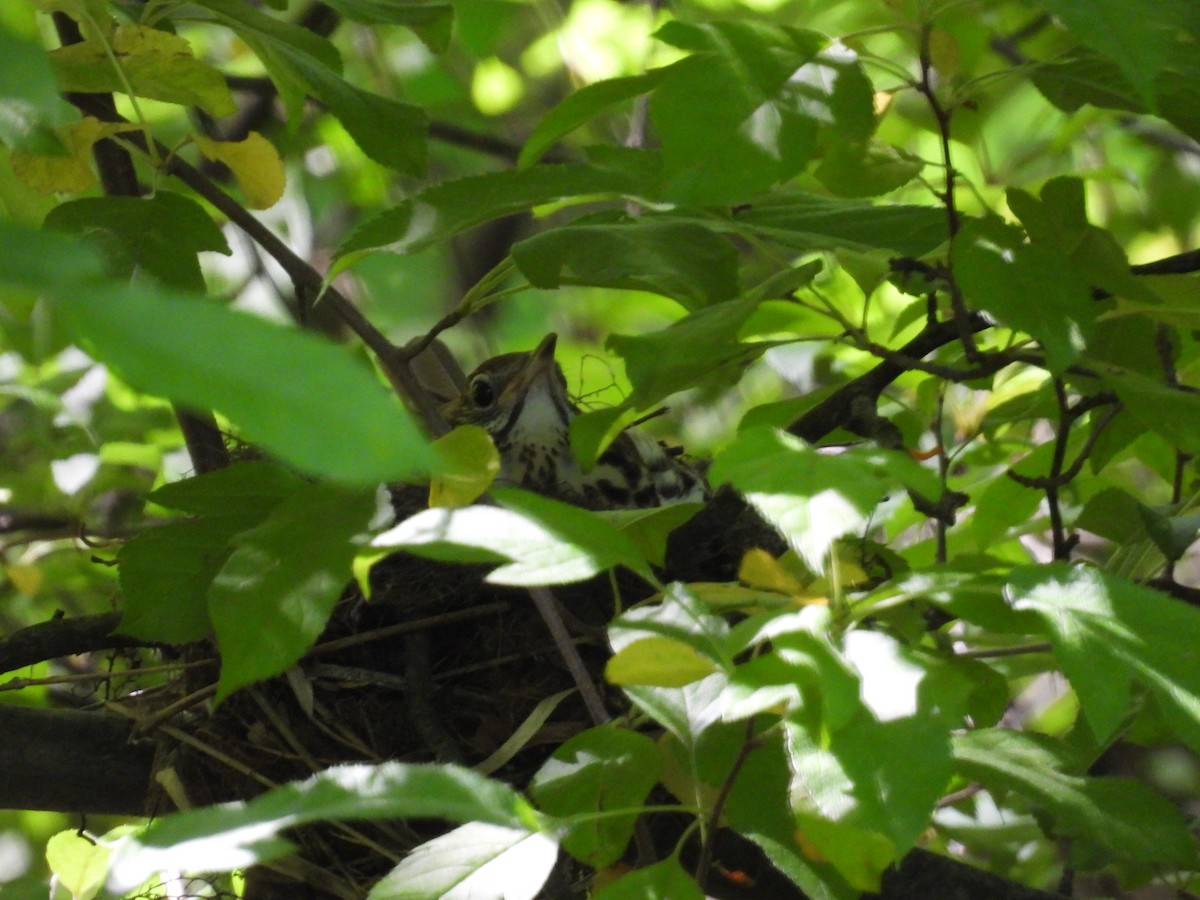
(2, 0, 1200, 896)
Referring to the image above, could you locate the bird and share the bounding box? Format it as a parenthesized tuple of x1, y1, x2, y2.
(441, 333, 708, 510)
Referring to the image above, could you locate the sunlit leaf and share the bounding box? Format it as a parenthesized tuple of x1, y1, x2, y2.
(606, 636, 719, 687)
(46, 831, 111, 900)
(107, 762, 543, 892)
(373, 487, 654, 585)
(954, 728, 1195, 865)
(1006, 564, 1200, 750)
(530, 725, 660, 867)
(369, 823, 558, 900)
(54, 284, 436, 485)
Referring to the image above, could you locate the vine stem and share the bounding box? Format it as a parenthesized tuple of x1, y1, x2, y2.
(694, 717, 758, 890)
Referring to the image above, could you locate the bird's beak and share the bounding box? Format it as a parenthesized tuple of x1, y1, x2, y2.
(502, 333, 560, 402)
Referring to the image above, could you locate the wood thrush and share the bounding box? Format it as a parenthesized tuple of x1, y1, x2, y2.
(443, 334, 708, 509)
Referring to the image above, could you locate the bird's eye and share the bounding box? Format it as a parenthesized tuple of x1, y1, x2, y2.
(469, 376, 496, 409)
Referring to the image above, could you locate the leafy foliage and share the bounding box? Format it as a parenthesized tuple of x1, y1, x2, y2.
(4, 0, 1200, 897)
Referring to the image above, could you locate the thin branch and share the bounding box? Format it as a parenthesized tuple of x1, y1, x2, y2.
(694, 717, 759, 891)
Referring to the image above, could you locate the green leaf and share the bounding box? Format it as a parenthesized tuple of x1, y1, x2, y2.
(530, 725, 660, 868)
(730, 192, 950, 257)
(108, 762, 543, 893)
(53, 283, 436, 485)
(45, 831, 111, 900)
(429, 424, 500, 508)
(1006, 176, 1154, 303)
(147, 460, 305, 517)
(1101, 369, 1200, 455)
(606, 636, 720, 687)
(1007, 564, 1200, 750)
(709, 428, 931, 571)
(321, 0, 454, 53)
(595, 502, 702, 567)
(648, 23, 872, 204)
(953, 216, 1096, 373)
(44, 192, 231, 292)
(814, 140, 922, 198)
(1038, 0, 1198, 110)
(372, 487, 654, 585)
(368, 823, 558, 900)
(607, 296, 764, 408)
(593, 858, 704, 900)
(337, 165, 636, 258)
(610, 582, 732, 670)
(953, 728, 1195, 866)
(118, 519, 228, 642)
(209, 482, 377, 701)
(0, 220, 105, 289)
(119, 462, 306, 643)
(520, 68, 671, 168)
(281, 49, 427, 176)
(0, 23, 72, 152)
(1033, 50, 1200, 142)
(512, 219, 739, 309)
(49, 24, 236, 117)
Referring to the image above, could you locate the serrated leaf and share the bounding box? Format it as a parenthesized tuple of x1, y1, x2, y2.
(54, 284, 436, 485)
(369, 823, 557, 900)
(649, 23, 871, 204)
(107, 762, 542, 893)
(10, 116, 138, 194)
(45, 191, 230, 292)
(530, 725, 660, 868)
(194, 132, 285, 210)
(50, 24, 236, 117)
(373, 487, 653, 585)
(606, 636, 719, 687)
(953, 216, 1096, 373)
(512, 219, 739, 309)
(954, 728, 1195, 866)
(209, 482, 377, 701)
(1038, 0, 1197, 111)
(1032, 49, 1200, 143)
(337, 165, 636, 258)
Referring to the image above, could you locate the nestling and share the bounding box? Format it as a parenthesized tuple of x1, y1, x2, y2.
(442, 334, 708, 510)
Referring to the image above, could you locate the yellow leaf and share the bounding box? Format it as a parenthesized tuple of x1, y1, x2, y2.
(193, 132, 285, 209)
(739, 547, 807, 595)
(5, 563, 43, 596)
(10, 116, 137, 194)
(50, 24, 236, 117)
(428, 424, 500, 508)
(605, 636, 717, 687)
(686, 581, 793, 612)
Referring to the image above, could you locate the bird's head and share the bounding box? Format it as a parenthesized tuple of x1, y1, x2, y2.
(442, 333, 574, 443)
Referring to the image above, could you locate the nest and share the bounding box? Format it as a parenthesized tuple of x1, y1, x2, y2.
(112, 486, 784, 898)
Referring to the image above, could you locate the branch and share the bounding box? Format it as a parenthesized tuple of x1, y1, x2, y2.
(0, 613, 152, 674)
(0, 704, 155, 815)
